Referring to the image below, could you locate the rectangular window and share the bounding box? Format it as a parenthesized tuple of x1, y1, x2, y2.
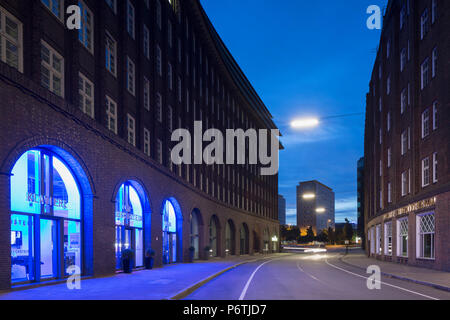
(178, 77, 182, 102)
(387, 76, 391, 95)
(78, 73, 94, 118)
(156, 0, 161, 29)
(126, 57, 135, 95)
(156, 93, 162, 122)
(417, 214, 435, 259)
(386, 40, 390, 59)
(186, 90, 190, 112)
(376, 225, 381, 255)
(127, 0, 135, 39)
(78, 1, 94, 54)
(168, 21, 172, 47)
(105, 0, 116, 13)
(105, 96, 117, 134)
(168, 63, 173, 90)
(156, 45, 162, 76)
(387, 183, 392, 204)
(41, 41, 64, 97)
(388, 148, 392, 168)
(401, 130, 407, 155)
(156, 139, 162, 164)
(143, 25, 150, 59)
(144, 128, 150, 156)
(384, 222, 392, 255)
(431, 0, 437, 24)
(401, 88, 407, 114)
(127, 114, 135, 146)
(401, 171, 408, 196)
(400, 48, 406, 72)
(0, 6, 23, 72)
(41, 0, 63, 20)
(168, 105, 173, 132)
(143, 77, 150, 111)
(422, 157, 430, 187)
(397, 218, 408, 257)
(432, 101, 438, 130)
(387, 112, 391, 132)
(422, 108, 430, 138)
(400, 5, 406, 30)
(105, 31, 117, 76)
(421, 58, 429, 90)
(421, 9, 429, 40)
(432, 47, 437, 78)
(432, 153, 438, 183)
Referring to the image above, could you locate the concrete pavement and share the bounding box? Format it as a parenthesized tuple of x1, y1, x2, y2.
(340, 250, 450, 292)
(0, 254, 284, 300)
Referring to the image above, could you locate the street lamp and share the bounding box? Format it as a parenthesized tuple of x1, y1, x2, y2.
(290, 113, 365, 130)
(316, 207, 326, 213)
(302, 193, 316, 200)
(290, 118, 320, 129)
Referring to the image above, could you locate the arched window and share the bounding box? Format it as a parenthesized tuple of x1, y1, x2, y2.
(240, 224, 249, 255)
(162, 199, 181, 264)
(209, 216, 218, 257)
(115, 182, 144, 269)
(190, 211, 200, 260)
(225, 220, 235, 256)
(10, 149, 82, 283)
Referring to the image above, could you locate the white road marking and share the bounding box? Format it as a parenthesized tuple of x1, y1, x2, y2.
(239, 259, 279, 300)
(296, 261, 327, 285)
(325, 259, 439, 300)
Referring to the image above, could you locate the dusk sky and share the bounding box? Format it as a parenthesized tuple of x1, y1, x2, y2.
(201, 0, 388, 224)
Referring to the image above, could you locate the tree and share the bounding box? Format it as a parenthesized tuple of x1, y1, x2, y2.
(344, 218, 354, 242)
(305, 226, 315, 243)
(327, 227, 336, 245)
(316, 229, 328, 243)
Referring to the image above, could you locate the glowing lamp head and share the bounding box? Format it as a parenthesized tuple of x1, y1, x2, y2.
(302, 193, 316, 200)
(316, 208, 326, 213)
(290, 118, 320, 129)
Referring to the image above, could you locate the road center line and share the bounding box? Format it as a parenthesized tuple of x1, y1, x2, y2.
(325, 259, 439, 300)
(239, 259, 278, 300)
(296, 261, 327, 285)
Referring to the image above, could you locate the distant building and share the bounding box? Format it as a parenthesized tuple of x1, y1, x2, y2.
(357, 158, 365, 248)
(278, 195, 286, 225)
(297, 181, 335, 236)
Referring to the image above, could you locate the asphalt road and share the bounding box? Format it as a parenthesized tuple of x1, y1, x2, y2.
(185, 251, 450, 300)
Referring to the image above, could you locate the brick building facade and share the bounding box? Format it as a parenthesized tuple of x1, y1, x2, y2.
(364, 0, 449, 271)
(0, 0, 281, 290)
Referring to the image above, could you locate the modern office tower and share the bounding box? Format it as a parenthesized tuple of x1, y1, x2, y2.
(297, 181, 335, 236)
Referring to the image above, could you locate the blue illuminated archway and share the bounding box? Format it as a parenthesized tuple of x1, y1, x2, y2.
(162, 198, 183, 264)
(9, 146, 93, 283)
(114, 179, 151, 270)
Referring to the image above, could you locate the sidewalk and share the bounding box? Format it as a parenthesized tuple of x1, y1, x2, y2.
(341, 250, 450, 292)
(0, 254, 283, 300)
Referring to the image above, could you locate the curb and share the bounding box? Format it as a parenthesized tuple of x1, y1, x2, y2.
(169, 255, 280, 300)
(339, 255, 450, 293)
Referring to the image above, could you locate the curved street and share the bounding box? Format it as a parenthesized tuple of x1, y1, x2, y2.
(185, 250, 450, 300)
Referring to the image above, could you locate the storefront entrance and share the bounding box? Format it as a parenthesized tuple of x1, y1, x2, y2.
(115, 182, 145, 270)
(10, 149, 84, 284)
(40, 219, 58, 279)
(162, 199, 181, 264)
